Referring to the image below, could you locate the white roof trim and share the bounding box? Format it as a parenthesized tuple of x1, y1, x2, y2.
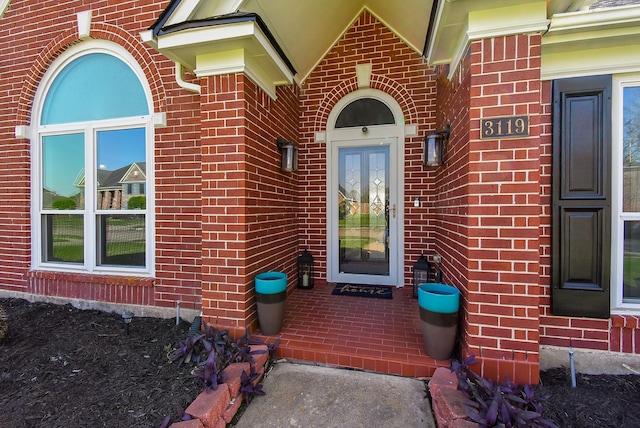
(0, 0, 9, 20)
(546, 4, 640, 34)
(152, 19, 293, 99)
(541, 4, 640, 80)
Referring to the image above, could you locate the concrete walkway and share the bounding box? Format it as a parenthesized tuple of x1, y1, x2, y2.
(234, 361, 436, 428)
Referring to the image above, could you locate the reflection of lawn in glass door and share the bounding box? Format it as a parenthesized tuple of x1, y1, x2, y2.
(339, 212, 388, 275)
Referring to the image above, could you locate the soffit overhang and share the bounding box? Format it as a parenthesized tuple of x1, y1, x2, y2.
(142, 0, 640, 96)
(145, 0, 434, 89)
(424, 0, 600, 66)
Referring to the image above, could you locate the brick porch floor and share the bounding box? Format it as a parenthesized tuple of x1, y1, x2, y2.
(253, 283, 449, 378)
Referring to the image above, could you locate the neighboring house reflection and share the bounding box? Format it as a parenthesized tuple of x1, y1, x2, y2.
(74, 162, 146, 210)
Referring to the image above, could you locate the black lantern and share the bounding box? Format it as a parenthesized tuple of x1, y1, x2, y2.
(297, 249, 314, 289)
(277, 137, 298, 172)
(413, 254, 431, 298)
(424, 124, 450, 167)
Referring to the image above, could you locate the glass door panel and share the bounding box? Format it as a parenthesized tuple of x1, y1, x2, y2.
(338, 146, 389, 276)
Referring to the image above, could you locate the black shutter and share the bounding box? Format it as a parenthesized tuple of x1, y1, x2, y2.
(552, 75, 612, 319)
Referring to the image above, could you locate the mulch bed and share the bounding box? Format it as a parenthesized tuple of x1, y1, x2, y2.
(2, 297, 640, 428)
(537, 367, 640, 427)
(0, 298, 202, 428)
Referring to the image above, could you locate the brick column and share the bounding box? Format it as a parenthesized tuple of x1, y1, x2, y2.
(199, 74, 251, 337)
(199, 73, 300, 338)
(465, 34, 542, 384)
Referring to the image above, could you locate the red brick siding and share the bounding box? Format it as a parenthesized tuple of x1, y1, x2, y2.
(434, 51, 472, 355)
(437, 35, 543, 384)
(469, 35, 542, 384)
(299, 10, 437, 284)
(200, 74, 299, 335)
(0, 0, 202, 309)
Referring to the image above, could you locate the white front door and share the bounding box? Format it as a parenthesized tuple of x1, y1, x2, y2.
(326, 89, 406, 286)
(329, 138, 398, 285)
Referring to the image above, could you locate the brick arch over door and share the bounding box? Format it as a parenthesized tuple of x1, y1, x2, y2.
(312, 74, 419, 132)
(16, 23, 166, 125)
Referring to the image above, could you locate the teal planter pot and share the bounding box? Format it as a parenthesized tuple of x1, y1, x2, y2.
(255, 272, 287, 335)
(418, 283, 460, 360)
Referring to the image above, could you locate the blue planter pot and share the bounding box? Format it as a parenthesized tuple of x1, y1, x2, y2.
(255, 272, 287, 335)
(418, 283, 460, 360)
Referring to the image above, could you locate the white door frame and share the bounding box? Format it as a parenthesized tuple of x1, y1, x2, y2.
(326, 89, 406, 287)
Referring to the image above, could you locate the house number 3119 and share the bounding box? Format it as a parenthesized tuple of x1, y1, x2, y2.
(481, 115, 529, 139)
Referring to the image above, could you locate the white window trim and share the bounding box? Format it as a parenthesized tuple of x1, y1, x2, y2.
(611, 73, 640, 313)
(31, 40, 155, 276)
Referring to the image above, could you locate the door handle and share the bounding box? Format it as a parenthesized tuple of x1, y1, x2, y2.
(392, 204, 396, 218)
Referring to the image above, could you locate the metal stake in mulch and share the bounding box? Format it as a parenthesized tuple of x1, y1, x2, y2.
(122, 311, 134, 335)
(569, 345, 577, 388)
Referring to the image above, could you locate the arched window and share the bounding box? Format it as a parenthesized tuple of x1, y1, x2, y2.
(335, 97, 395, 128)
(34, 44, 153, 274)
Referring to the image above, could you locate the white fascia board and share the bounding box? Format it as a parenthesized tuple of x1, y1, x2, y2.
(447, 31, 470, 80)
(546, 4, 640, 35)
(155, 21, 255, 51)
(467, 2, 549, 40)
(165, 0, 201, 27)
(195, 49, 278, 99)
(543, 25, 640, 46)
(442, 2, 548, 80)
(156, 20, 292, 83)
(425, 0, 446, 64)
(541, 5, 640, 80)
(250, 23, 294, 84)
(541, 43, 640, 80)
(0, 0, 9, 19)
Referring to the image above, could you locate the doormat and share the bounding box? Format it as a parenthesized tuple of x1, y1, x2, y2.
(331, 283, 393, 299)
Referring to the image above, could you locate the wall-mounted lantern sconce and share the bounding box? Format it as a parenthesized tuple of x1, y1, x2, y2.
(424, 124, 451, 167)
(276, 137, 298, 172)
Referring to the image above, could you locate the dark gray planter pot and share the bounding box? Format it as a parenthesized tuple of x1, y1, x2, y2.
(255, 272, 287, 335)
(418, 283, 460, 360)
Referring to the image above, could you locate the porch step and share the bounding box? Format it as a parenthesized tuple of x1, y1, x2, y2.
(253, 284, 447, 378)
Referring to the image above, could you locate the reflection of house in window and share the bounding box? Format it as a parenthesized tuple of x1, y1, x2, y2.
(94, 162, 146, 210)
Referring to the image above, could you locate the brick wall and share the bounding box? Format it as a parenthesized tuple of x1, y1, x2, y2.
(0, 0, 202, 310)
(199, 74, 300, 335)
(437, 35, 543, 384)
(434, 52, 473, 355)
(299, 10, 437, 284)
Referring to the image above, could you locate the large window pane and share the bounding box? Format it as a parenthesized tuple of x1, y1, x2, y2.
(623, 221, 640, 301)
(42, 214, 84, 263)
(96, 128, 146, 210)
(42, 134, 84, 210)
(623, 87, 640, 213)
(41, 53, 148, 125)
(623, 86, 640, 302)
(97, 214, 145, 267)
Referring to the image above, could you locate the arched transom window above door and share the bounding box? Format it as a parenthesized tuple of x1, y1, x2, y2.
(335, 97, 396, 128)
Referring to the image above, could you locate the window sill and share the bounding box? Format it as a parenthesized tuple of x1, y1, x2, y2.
(26, 270, 154, 287)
